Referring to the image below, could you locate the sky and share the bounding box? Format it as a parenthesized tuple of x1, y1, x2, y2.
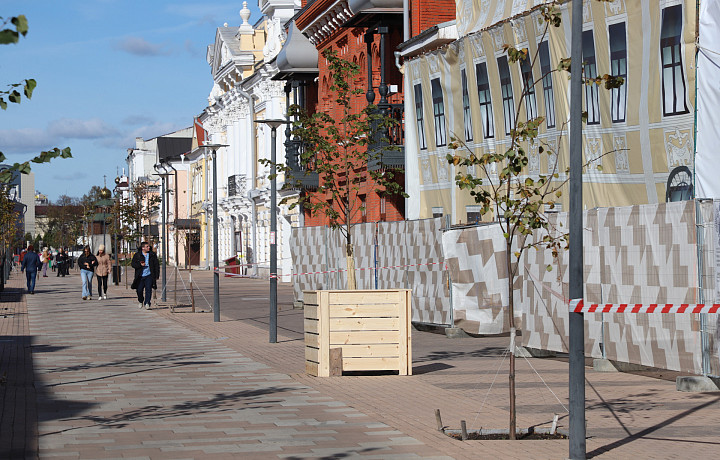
(1, 1, 262, 202)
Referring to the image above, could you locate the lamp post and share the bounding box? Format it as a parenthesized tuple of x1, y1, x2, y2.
(254, 119, 287, 344)
(199, 143, 228, 323)
(154, 162, 173, 302)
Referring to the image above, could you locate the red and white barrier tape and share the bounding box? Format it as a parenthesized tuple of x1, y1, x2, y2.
(569, 299, 720, 314)
(214, 260, 445, 278)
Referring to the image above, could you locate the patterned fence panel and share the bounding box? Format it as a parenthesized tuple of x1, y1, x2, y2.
(291, 226, 329, 302)
(351, 222, 378, 290)
(405, 218, 451, 325)
(376, 220, 408, 290)
(442, 224, 510, 334)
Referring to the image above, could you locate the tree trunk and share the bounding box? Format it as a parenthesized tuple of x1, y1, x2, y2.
(507, 244, 517, 440)
(346, 243, 356, 290)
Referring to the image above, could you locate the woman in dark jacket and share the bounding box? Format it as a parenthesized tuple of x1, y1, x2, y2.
(131, 241, 160, 309)
(78, 245, 98, 300)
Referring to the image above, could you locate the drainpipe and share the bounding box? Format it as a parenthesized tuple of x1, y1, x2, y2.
(237, 87, 258, 277)
(403, 0, 409, 41)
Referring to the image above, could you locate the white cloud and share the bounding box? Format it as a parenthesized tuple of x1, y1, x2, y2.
(113, 36, 170, 56)
(47, 118, 118, 139)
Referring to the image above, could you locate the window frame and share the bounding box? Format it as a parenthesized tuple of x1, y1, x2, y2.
(497, 55, 516, 135)
(431, 77, 447, 147)
(609, 22, 628, 123)
(660, 4, 690, 116)
(414, 83, 428, 150)
(476, 61, 495, 139)
(461, 68, 473, 142)
(538, 41, 556, 128)
(582, 30, 601, 125)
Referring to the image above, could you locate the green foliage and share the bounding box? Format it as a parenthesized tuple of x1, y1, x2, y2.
(263, 48, 407, 244)
(0, 14, 71, 183)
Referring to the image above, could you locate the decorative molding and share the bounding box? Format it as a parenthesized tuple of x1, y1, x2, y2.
(664, 128, 693, 168)
(511, 18, 527, 45)
(470, 33, 485, 58)
(605, 0, 625, 16)
(528, 141, 541, 175)
(489, 27, 505, 52)
(585, 136, 603, 172)
(263, 17, 287, 61)
(304, 0, 353, 46)
(614, 134, 629, 174)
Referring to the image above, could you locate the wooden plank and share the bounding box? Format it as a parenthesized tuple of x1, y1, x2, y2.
(304, 332, 319, 348)
(328, 303, 400, 318)
(305, 346, 319, 363)
(341, 357, 401, 371)
(330, 330, 400, 345)
(329, 317, 400, 331)
(304, 305, 319, 320)
(303, 291, 318, 306)
(305, 361, 319, 376)
(319, 291, 330, 377)
(304, 318, 319, 334)
(337, 343, 399, 358)
(329, 348, 343, 376)
(328, 291, 402, 305)
(399, 290, 410, 376)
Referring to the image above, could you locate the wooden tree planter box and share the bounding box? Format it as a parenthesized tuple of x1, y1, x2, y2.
(304, 290, 412, 377)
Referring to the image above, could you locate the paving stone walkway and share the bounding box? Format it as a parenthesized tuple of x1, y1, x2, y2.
(16, 274, 452, 459)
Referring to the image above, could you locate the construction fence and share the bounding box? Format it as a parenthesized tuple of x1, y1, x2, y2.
(290, 200, 720, 376)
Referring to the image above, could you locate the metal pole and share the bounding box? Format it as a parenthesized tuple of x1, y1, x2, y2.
(270, 126, 278, 343)
(212, 149, 220, 322)
(569, 0, 586, 458)
(161, 175, 167, 302)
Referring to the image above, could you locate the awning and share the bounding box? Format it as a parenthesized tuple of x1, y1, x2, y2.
(273, 21, 318, 81)
(174, 218, 200, 230)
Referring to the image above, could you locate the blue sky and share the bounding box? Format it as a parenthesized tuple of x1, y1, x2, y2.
(1, 1, 261, 201)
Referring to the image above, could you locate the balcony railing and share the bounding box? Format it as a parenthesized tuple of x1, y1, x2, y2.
(368, 102, 405, 171)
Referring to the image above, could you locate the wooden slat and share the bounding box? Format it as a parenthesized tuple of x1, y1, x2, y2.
(305, 346, 319, 363)
(337, 343, 399, 358)
(304, 318, 319, 334)
(328, 291, 402, 305)
(319, 291, 330, 377)
(330, 330, 399, 345)
(329, 348, 343, 376)
(341, 357, 401, 371)
(304, 332, 319, 348)
(303, 291, 318, 306)
(328, 303, 400, 318)
(305, 361, 319, 376)
(329, 317, 400, 331)
(304, 304, 319, 320)
(399, 290, 411, 375)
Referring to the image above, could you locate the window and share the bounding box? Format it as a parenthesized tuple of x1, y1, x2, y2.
(609, 22, 627, 122)
(520, 56, 538, 121)
(466, 205, 482, 224)
(660, 5, 689, 116)
(431, 78, 447, 147)
(360, 194, 367, 223)
(476, 62, 495, 138)
(432, 207, 444, 219)
(461, 69, 473, 141)
(583, 30, 600, 125)
(414, 84, 427, 150)
(538, 41, 556, 128)
(497, 56, 516, 135)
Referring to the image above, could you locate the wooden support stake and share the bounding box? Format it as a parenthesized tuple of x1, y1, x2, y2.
(435, 409, 444, 431)
(329, 348, 343, 376)
(460, 420, 468, 441)
(550, 413, 559, 435)
(190, 268, 195, 313)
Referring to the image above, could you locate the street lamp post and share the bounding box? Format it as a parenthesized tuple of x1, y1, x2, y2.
(255, 119, 287, 344)
(154, 162, 173, 302)
(199, 143, 228, 323)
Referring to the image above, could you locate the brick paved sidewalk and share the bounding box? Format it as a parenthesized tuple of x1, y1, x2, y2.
(3, 271, 720, 459)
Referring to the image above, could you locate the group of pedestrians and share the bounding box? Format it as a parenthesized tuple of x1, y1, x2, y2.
(19, 242, 161, 309)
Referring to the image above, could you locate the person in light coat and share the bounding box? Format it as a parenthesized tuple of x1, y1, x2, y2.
(95, 245, 112, 300)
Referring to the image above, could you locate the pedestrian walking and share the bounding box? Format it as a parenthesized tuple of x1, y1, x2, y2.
(55, 248, 68, 277)
(78, 246, 98, 300)
(95, 245, 111, 300)
(131, 241, 159, 310)
(20, 245, 42, 294)
(41, 247, 51, 277)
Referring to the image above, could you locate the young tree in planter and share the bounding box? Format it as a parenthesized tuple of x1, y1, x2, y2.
(265, 48, 406, 289)
(446, 2, 624, 439)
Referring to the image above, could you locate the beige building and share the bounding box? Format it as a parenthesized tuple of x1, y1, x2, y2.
(401, 0, 698, 223)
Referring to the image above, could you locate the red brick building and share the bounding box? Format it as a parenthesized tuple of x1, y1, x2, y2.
(277, 0, 455, 226)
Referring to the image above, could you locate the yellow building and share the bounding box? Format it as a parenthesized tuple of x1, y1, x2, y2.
(402, 0, 698, 223)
